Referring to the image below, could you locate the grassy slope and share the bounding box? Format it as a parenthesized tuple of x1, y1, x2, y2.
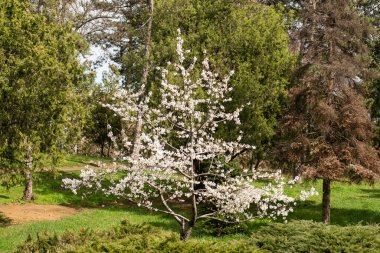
(0, 155, 380, 252)
(38, 154, 113, 168)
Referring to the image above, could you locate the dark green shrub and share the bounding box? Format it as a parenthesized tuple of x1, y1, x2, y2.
(16, 229, 96, 253)
(251, 220, 380, 253)
(17, 220, 380, 253)
(198, 219, 250, 237)
(0, 213, 11, 227)
(16, 221, 262, 253)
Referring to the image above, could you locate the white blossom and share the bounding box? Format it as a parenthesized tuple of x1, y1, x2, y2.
(63, 31, 317, 236)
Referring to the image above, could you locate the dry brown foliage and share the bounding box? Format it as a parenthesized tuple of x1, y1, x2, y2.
(274, 0, 380, 183)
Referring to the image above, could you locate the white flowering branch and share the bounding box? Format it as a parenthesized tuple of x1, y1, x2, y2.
(63, 31, 317, 241)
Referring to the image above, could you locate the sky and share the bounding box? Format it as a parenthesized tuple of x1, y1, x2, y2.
(85, 45, 115, 84)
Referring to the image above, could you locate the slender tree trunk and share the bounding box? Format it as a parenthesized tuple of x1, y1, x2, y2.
(37, 0, 44, 13)
(100, 142, 105, 157)
(180, 222, 194, 241)
(131, 0, 154, 160)
(254, 158, 261, 170)
(179, 129, 197, 242)
(132, 114, 143, 159)
(23, 146, 34, 201)
(322, 179, 331, 224)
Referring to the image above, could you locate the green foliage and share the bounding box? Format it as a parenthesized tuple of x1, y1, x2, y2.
(0, 0, 90, 187)
(251, 220, 380, 253)
(198, 219, 249, 237)
(16, 220, 380, 253)
(369, 63, 380, 147)
(121, 0, 295, 159)
(83, 72, 123, 157)
(0, 213, 11, 227)
(2, 168, 380, 252)
(16, 221, 262, 253)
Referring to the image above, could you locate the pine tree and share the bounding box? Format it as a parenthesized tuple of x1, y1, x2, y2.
(0, 0, 88, 200)
(276, 0, 380, 224)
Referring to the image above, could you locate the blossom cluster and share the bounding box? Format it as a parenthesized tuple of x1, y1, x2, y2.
(63, 31, 317, 226)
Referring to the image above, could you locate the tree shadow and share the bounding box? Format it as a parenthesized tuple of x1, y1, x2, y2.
(24, 171, 380, 240)
(63, 157, 93, 166)
(360, 188, 380, 198)
(287, 200, 380, 225)
(0, 212, 11, 227)
(32, 171, 120, 208)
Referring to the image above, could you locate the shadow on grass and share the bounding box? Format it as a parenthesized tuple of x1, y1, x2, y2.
(27, 171, 380, 240)
(0, 195, 10, 199)
(360, 188, 380, 198)
(63, 155, 115, 167)
(32, 170, 121, 208)
(287, 200, 380, 225)
(0, 212, 11, 227)
(64, 157, 95, 167)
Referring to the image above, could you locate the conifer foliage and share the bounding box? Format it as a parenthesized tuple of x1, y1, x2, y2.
(0, 0, 88, 200)
(276, 0, 380, 224)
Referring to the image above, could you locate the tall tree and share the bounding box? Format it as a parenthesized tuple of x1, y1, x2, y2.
(50, 0, 155, 157)
(62, 0, 294, 162)
(84, 72, 123, 157)
(117, 0, 294, 164)
(130, 0, 154, 160)
(63, 36, 316, 241)
(355, 0, 380, 147)
(0, 0, 89, 200)
(275, 0, 380, 223)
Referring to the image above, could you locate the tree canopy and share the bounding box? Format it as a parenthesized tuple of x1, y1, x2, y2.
(275, 0, 380, 223)
(0, 0, 89, 199)
(116, 0, 295, 164)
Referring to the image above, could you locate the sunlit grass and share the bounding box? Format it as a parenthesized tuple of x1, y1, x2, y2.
(37, 153, 114, 168)
(1, 155, 380, 252)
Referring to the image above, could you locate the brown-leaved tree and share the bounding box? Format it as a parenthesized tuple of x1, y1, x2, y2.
(276, 0, 380, 224)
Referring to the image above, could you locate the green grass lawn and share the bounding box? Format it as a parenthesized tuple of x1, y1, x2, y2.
(1, 157, 380, 252)
(286, 181, 380, 225)
(37, 153, 113, 168)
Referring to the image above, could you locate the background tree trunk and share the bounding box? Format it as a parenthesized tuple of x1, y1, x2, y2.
(322, 179, 331, 224)
(180, 223, 193, 241)
(23, 146, 34, 201)
(131, 0, 154, 160)
(100, 142, 105, 157)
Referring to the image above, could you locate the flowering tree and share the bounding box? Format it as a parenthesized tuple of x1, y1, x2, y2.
(63, 32, 316, 241)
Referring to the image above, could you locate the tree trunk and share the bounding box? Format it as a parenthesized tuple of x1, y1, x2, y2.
(23, 147, 34, 201)
(180, 224, 193, 241)
(131, 0, 154, 160)
(38, 0, 44, 13)
(131, 113, 143, 160)
(322, 179, 331, 224)
(100, 142, 105, 157)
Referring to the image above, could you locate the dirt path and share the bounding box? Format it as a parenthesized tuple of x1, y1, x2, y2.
(37, 166, 92, 172)
(55, 166, 87, 172)
(0, 204, 81, 223)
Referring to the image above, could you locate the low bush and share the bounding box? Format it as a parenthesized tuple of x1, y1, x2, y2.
(198, 219, 250, 237)
(17, 220, 380, 252)
(251, 220, 380, 253)
(16, 221, 261, 253)
(0, 213, 11, 227)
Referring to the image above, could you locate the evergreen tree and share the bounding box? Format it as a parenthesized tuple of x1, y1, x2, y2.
(118, 0, 294, 164)
(0, 0, 89, 200)
(84, 72, 123, 157)
(63, 1, 294, 164)
(276, 0, 380, 223)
